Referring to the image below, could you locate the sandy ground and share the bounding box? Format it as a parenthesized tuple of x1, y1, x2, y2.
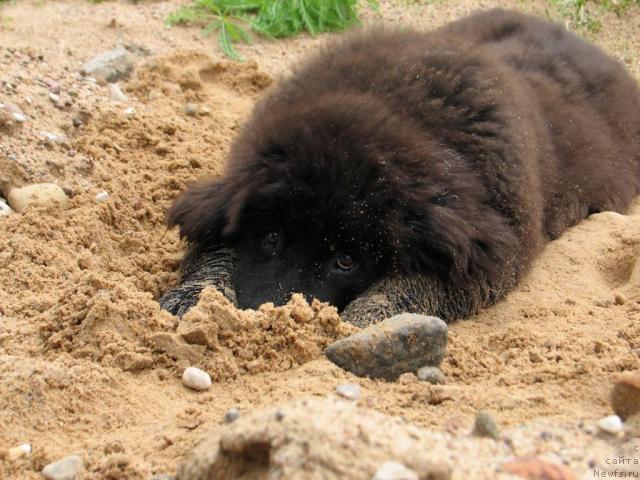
(1, 0, 640, 478)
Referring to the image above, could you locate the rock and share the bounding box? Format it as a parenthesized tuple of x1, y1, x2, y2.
(224, 408, 240, 424)
(372, 461, 419, 480)
(42, 454, 84, 480)
(336, 383, 361, 400)
(7, 443, 31, 461)
(123, 107, 135, 116)
(416, 366, 447, 385)
(597, 414, 623, 435)
(182, 367, 211, 391)
(611, 373, 640, 419)
(185, 103, 198, 116)
(7, 183, 69, 212)
(0, 198, 12, 216)
(49, 92, 61, 104)
(44, 78, 61, 94)
(472, 411, 500, 440)
(108, 83, 127, 102)
(41, 131, 59, 143)
(614, 293, 627, 305)
(12, 112, 27, 123)
(72, 117, 83, 128)
(502, 457, 577, 480)
(325, 314, 448, 380)
(80, 46, 133, 83)
(95, 191, 110, 202)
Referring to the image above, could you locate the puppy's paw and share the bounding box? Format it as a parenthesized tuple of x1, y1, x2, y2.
(340, 293, 396, 328)
(159, 281, 238, 318)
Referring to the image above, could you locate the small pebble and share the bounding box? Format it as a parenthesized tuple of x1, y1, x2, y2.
(611, 372, 640, 419)
(108, 83, 127, 102)
(336, 383, 361, 400)
(72, 117, 83, 128)
(185, 103, 198, 116)
(181, 367, 211, 391)
(0, 198, 13, 216)
(42, 454, 84, 480)
(372, 461, 419, 480)
(224, 408, 240, 424)
(41, 131, 59, 143)
(44, 78, 61, 94)
(472, 411, 500, 440)
(49, 92, 61, 104)
(597, 414, 623, 435)
(416, 366, 447, 385)
(614, 293, 627, 305)
(95, 191, 109, 202)
(7, 443, 31, 461)
(123, 107, 135, 116)
(12, 112, 27, 123)
(274, 409, 285, 421)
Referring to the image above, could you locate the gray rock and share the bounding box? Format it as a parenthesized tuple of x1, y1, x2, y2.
(416, 366, 447, 385)
(224, 408, 240, 424)
(80, 46, 133, 83)
(42, 454, 84, 480)
(325, 314, 447, 380)
(185, 103, 198, 117)
(472, 411, 499, 440)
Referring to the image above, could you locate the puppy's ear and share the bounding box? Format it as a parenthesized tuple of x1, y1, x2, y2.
(167, 180, 230, 245)
(399, 204, 515, 285)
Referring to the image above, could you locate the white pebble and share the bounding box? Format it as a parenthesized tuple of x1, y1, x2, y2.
(372, 461, 419, 480)
(95, 191, 109, 202)
(0, 198, 13, 216)
(40, 131, 59, 142)
(7, 443, 32, 461)
(182, 367, 211, 391)
(336, 383, 361, 400)
(123, 107, 135, 116)
(49, 92, 60, 104)
(108, 83, 127, 103)
(12, 112, 27, 123)
(597, 415, 623, 434)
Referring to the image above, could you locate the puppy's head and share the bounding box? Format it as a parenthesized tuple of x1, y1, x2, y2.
(169, 94, 510, 310)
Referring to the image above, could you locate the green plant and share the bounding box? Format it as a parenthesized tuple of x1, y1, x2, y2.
(166, 0, 378, 60)
(548, 0, 639, 33)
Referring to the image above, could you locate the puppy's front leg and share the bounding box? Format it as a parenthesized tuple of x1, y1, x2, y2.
(159, 246, 237, 317)
(341, 273, 498, 327)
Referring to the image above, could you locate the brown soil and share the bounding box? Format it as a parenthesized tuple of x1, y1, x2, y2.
(1, 0, 639, 478)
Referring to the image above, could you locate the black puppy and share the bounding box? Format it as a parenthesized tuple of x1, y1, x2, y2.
(162, 9, 640, 326)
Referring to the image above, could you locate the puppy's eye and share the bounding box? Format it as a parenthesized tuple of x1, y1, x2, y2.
(336, 253, 356, 271)
(262, 231, 279, 249)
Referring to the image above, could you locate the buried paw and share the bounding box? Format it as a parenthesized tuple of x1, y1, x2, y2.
(159, 281, 236, 318)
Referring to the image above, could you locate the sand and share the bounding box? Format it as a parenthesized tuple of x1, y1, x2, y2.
(1, 0, 639, 478)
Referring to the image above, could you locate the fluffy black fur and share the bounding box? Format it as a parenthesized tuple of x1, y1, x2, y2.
(164, 9, 640, 323)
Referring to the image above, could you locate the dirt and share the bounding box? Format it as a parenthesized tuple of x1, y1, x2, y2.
(0, 0, 639, 478)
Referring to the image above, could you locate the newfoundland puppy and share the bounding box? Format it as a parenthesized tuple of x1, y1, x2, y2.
(161, 9, 640, 326)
